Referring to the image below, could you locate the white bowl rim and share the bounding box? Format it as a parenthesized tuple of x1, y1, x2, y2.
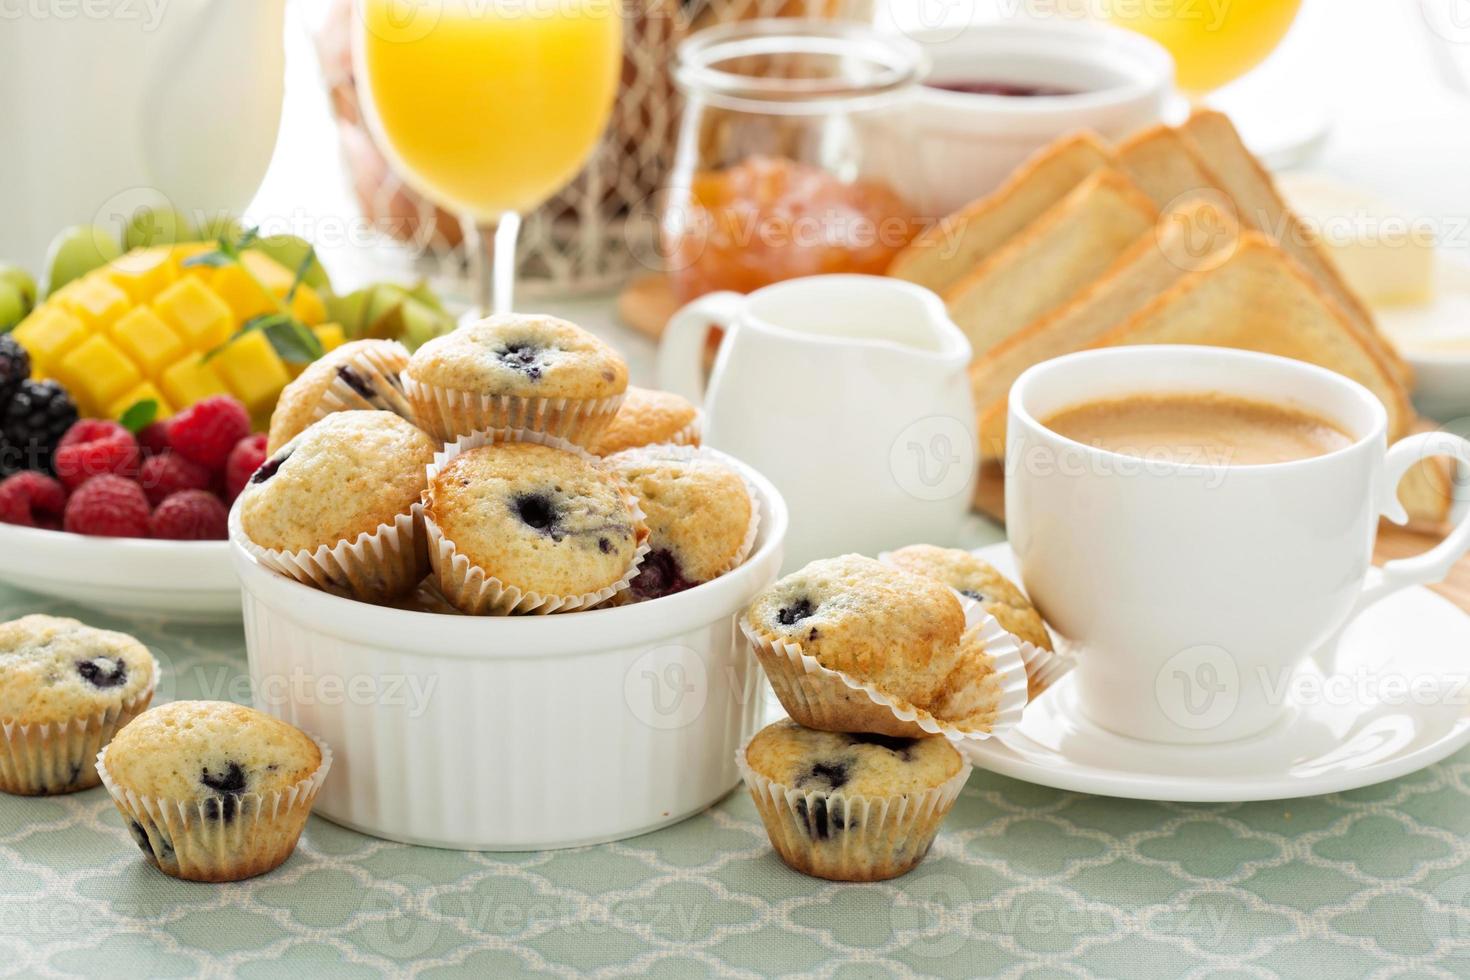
(906, 19, 1174, 115)
(0, 519, 231, 554)
(229, 452, 790, 658)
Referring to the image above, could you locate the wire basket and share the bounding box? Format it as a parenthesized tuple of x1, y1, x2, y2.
(314, 0, 874, 301)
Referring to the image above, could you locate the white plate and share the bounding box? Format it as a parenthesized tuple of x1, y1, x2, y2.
(0, 521, 239, 622)
(963, 543, 1470, 802)
(1378, 252, 1470, 421)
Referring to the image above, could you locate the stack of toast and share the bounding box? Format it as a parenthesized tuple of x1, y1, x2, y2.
(888, 110, 1450, 528)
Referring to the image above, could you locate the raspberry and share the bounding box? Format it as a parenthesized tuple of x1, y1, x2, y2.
(169, 396, 250, 470)
(149, 489, 228, 541)
(138, 450, 213, 508)
(136, 421, 172, 458)
(0, 471, 66, 529)
(54, 420, 140, 491)
(63, 474, 151, 538)
(224, 434, 268, 501)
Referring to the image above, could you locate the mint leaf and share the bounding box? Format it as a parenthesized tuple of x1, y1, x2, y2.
(285, 246, 318, 304)
(264, 319, 324, 364)
(181, 251, 233, 270)
(118, 399, 159, 433)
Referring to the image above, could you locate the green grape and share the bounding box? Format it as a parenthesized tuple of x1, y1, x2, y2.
(124, 207, 194, 249)
(0, 281, 25, 332)
(44, 225, 123, 295)
(195, 213, 244, 244)
(0, 264, 37, 313)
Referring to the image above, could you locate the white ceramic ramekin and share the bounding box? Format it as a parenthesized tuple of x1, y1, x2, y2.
(863, 20, 1174, 216)
(229, 456, 787, 851)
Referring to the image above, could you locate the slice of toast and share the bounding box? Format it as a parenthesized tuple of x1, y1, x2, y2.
(1117, 125, 1229, 209)
(1179, 110, 1411, 386)
(972, 195, 1239, 458)
(887, 133, 1114, 294)
(1097, 232, 1413, 440)
(943, 170, 1157, 359)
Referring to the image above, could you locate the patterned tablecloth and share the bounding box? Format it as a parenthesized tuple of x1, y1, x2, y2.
(4, 513, 1470, 980)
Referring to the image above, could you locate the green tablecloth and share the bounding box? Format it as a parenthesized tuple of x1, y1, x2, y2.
(5, 564, 1470, 978)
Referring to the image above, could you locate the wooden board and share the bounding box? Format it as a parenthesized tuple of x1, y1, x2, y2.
(972, 462, 1470, 613)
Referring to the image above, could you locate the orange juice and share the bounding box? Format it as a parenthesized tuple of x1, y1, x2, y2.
(1103, 0, 1301, 92)
(358, 0, 622, 218)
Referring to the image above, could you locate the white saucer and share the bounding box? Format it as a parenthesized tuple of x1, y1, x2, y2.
(963, 543, 1470, 802)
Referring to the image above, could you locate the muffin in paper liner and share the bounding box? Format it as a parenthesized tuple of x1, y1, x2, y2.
(229, 504, 428, 604)
(0, 677, 157, 796)
(877, 548, 1074, 700)
(423, 428, 651, 615)
(742, 609, 1030, 742)
(606, 443, 760, 604)
(96, 736, 332, 883)
(312, 339, 418, 425)
(736, 736, 971, 881)
(403, 373, 624, 449)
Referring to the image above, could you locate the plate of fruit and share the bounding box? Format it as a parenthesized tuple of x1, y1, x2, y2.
(0, 219, 457, 621)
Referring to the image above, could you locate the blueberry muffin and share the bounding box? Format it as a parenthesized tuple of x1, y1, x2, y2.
(235, 411, 437, 601)
(744, 555, 970, 734)
(885, 545, 1057, 699)
(97, 701, 329, 882)
(423, 436, 649, 614)
(404, 313, 628, 446)
(267, 339, 415, 454)
(738, 719, 970, 881)
(604, 446, 754, 601)
(0, 615, 157, 795)
(590, 386, 700, 456)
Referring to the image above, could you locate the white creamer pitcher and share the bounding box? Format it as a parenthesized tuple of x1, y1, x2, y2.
(659, 275, 977, 571)
(0, 0, 287, 268)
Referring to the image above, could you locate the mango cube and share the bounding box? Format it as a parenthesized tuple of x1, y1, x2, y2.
(12, 306, 87, 373)
(170, 242, 215, 278)
(106, 247, 177, 302)
(211, 331, 291, 416)
(57, 275, 130, 332)
(110, 306, 185, 379)
(55, 335, 143, 415)
(108, 382, 174, 422)
(314, 323, 345, 353)
(153, 278, 234, 351)
(161, 353, 230, 409)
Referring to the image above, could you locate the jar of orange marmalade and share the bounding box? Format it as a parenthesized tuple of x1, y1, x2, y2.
(663, 19, 928, 302)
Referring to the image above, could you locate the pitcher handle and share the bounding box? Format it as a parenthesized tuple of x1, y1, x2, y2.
(1354, 431, 1470, 615)
(657, 291, 743, 404)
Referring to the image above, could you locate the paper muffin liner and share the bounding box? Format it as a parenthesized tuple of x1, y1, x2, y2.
(0, 675, 157, 797)
(742, 608, 1030, 743)
(313, 340, 418, 425)
(611, 443, 760, 603)
(736, 737, 971, 881)
(403, 373, 624, 449)
(230, 504, 428, 604)
(423, 428, 651, 615)
(96, 735, 333, 883)
(667, 411, 703, 448)
(876, 550, 1075, 701)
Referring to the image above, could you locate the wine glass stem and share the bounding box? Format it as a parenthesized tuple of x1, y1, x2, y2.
(468, 211, 522, 317)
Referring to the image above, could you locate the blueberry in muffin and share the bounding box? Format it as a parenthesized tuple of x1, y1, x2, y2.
(423, 435, 649, 614)
(403, 313, 628, 446)
(604, 445, 754, 601)
(236, 411, 438, 601)
(590, 386, 700, 456)
(97, 700, 329, 882)
(0, 615, 157, 795)
(738, 718, 970, 881)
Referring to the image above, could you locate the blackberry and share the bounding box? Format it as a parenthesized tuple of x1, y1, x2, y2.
(0, 335, 29, 408)
(1, 380, 78, 475)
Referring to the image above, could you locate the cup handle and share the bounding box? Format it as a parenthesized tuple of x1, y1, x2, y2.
(1354, 431, 1470, 614)
(656, 291, 743, 404)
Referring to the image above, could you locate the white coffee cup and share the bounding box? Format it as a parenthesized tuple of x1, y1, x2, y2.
(1007, 346, 1470, 744)
(659, 275, 976, 571)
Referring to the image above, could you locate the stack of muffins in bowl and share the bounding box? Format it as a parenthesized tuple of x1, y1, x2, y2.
(736, 547, 1066, 881)
(226, 313, 787, 850)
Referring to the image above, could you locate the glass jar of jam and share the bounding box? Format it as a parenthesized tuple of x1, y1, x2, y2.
(662, 19, 926, 302)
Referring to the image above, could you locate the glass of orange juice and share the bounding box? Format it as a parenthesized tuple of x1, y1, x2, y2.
(1100, 0, 1302, 95)
(355, 0, 622, 314)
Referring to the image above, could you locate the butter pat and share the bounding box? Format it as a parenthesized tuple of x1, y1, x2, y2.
(1277, 173, 1436, 308)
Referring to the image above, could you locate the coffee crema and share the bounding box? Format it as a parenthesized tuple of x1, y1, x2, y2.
(1041, 392, 1354, 466)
